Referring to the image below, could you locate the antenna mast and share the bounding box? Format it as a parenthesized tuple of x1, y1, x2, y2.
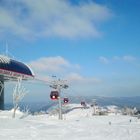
(5, 41, 8, 57)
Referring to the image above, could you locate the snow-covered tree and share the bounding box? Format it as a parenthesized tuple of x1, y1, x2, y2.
(12, 77, 28, 118)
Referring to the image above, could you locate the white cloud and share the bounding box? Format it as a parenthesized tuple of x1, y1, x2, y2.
(113, 56, 121, 61)
(122, 55, 136, 62)
(0, 7, 32, 38)
(0, 0, 112, 39)
(99, 56, 109, 64)
(66, 73, 101, 85)
(28, 56, 71, 74)
(28, 56, 101, 94)
(26, 55, 140, 97)
(100, 55, 137, 64)
(64, 72, 102, 96)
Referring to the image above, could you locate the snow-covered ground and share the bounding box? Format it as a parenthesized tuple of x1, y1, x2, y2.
(0, 104, 140, 140)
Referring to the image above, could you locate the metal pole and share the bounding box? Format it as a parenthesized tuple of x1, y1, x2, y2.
(0, 78, 4, 110)
(58, 86, 63, 120)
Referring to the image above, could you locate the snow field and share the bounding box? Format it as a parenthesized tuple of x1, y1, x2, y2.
(0, 105, 140, 140)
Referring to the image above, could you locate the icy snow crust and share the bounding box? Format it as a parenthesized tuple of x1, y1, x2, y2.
(0, 104, 140, 140)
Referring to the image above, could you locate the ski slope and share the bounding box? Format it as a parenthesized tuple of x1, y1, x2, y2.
(0, 104, 140, 140)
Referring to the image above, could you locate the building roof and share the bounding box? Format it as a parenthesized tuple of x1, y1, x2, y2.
(0, 55, 34, 80)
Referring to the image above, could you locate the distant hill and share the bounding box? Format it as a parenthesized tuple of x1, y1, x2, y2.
(4, 96, 140, 112)
(68, 96, 140, 109)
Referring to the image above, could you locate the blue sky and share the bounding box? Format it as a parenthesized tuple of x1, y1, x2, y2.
(0, 0, 140, 102)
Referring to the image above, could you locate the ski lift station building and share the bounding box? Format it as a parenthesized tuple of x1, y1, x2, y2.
(0, 55, 34, 110)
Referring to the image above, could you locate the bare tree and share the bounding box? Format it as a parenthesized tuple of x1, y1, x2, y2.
(20, 105, 30, 119)
(12, 77, 28, 118)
